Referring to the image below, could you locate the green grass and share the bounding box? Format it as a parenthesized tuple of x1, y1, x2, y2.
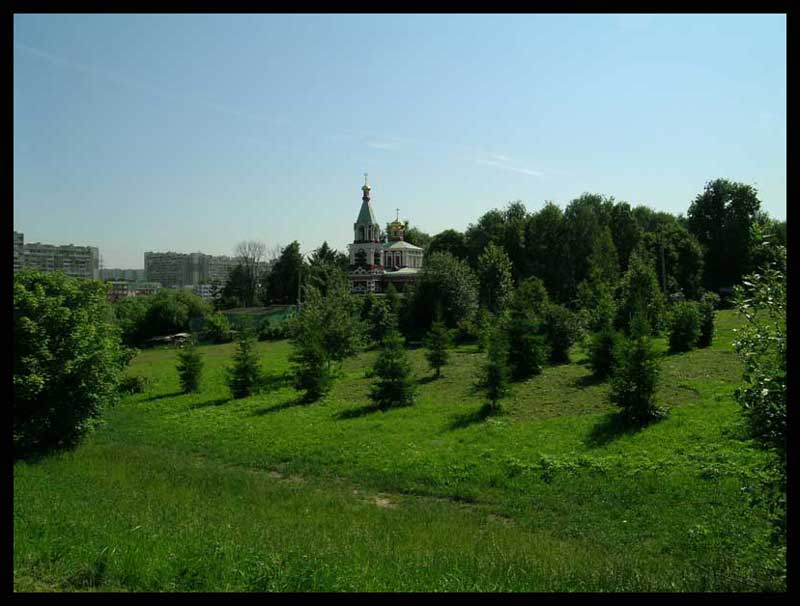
(14, 310, 783, 591)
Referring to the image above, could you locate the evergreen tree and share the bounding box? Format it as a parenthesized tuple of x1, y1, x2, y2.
(176, 337, 203, 393)
(588, 327, 623, 379)
(505, 313, 549, 380)
(609, 305, 662, 423)
(479, 323, 511, 411)
(291, 331, 332, 401)
(697, 291, 719, 348)
(226, 330, 262, 399)
(542, 303, 579, 364)
(475, 307, 492, 352)
(370, 329, 416, 409)
(616, 246, 666, 336)
(424, 320, 452, 377)
(667, 301, 701, 352)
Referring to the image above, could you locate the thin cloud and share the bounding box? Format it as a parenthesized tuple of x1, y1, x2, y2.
(366, 140, 398, 151)
(477, 156, 545, 178)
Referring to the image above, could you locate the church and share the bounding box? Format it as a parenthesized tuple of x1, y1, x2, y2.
(348, 176, 424, 294)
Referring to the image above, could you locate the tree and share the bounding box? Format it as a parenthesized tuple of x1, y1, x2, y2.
(686, 179, 761, 292)
(524, 202, 570, 301)
(14, 270, 132, 458)
(289, 274, 364, 400)
(563, 193, 614, 301)
(264, 241, 303, 305)
(641, 221, 704, 300)
(505, 312, 549, 381)
(142, 289, 212, 338)
(609, 201, 643, 273)
(465, 201, 528, 281)
(588, 327, 624, 380)
(609, 305, 662, 423)
(616, 246, 666, 336)
(542, 303, 580, 364)
(367, 297, 396, 344)
(697, 291, 719, 348)
(510, 277, 550, 318)
(406, 252, 479, 336)
(370, 329, 416, 409)
(733, 231, 786, 458)
(219, 264, 250, 309)
(402, 223, 432, 249)
(478, 323, 511, 411)
(477, 243, 514, 314)
(427, 229, 468, 261)
(176, 338, 203, 393)
(113, 295, 151, 346)
(667, 301, 701, 353)
(424, 320, 452, 377)
(226, 329, 262, 399)
(234, 240, 267, 307)
(201, 312, 233, 343)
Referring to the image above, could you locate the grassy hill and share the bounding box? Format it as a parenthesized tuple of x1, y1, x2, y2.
(13, 310, 782, 591)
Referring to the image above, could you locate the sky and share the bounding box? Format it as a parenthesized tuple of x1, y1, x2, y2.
(14, 14, 786, 269)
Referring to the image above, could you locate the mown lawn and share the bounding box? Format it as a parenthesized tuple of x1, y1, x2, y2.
(13, 310, 783, 591)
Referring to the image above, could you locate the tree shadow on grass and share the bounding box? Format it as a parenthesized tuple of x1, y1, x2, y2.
(335, 401, 413, 420)
(189, 397, 229, 410)
(573, 372, 607, 388)
(418, 374, 439, 386)
(250, 396, 306, 416)
(448, 403, 497, 430)
(259, 372, 292, 392)
(144, 391, 184, 402)
(585, 411, 654, 447)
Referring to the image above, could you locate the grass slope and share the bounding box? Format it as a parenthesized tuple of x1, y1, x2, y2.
(14, 310, 782, 591)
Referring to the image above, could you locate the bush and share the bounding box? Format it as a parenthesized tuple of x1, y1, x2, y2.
(118, 374, 150, 395)
(733, 237, 786, 457)
(367, 298, 396, 344)
(258, 317, 290, 341)
(176, 339, 203, 393)
(226, 331, 262, 399)
(668, 301, 701, 352)
(14, 270, 130, 458)
(542, 304, 579, 364)
(370, 329, 416, 409)
(697, 291, 720, 348)
(609, 309, 662, 423)
(424, 320, 452, 377)
(588, 327, 624, 379)
(202, 312, 233, 343)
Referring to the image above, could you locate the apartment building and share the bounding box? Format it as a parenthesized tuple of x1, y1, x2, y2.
(22, 242, 100, 280)
(144, 251, 266, 288)
(14, 231, 23, 273)
(100, 268, 146, 282)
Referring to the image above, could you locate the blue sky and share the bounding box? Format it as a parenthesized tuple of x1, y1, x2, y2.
(14, 14, 786, 268)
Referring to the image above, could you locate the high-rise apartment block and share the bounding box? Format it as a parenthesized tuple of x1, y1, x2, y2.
(144, 251, 262, 288)
(100, 268, 146, 282)
(21, 241, 100, 280)
(14, 231, 24, 273)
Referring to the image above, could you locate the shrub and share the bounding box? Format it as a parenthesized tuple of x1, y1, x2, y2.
(697, 291, 720, 348)
(617, 247, 666, 336)
(542, 304, 579, 364)
(478, 324, 511, 411)
(668, 301, 701, 352)
(14, 270, 130, 458)
(609, 308, 662, 423)
(202, 312, 233, 343)
(176, 339, 204, 393)
(226, 330, 262, 399)
(258, 317, 290, 341)
(367, 298, 396, 344)
(588, 327, 624, 379)
(424, 320, 452, 377)
(505, 314, 548, 380)
(733, 236, 786, 457)
(118, 374, 150, 395)
(370, 329, 416, 409)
